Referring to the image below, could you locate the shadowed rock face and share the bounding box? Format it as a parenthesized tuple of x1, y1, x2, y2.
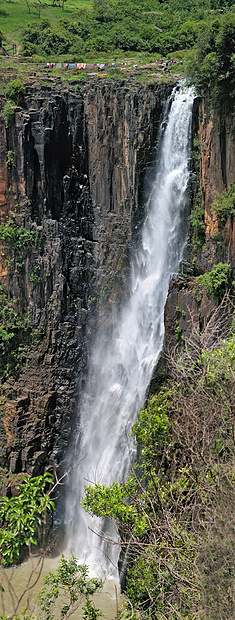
(0, 79, 171, 487)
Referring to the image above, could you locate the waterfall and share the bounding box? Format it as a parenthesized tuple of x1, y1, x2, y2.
(67, 84, 195, 576)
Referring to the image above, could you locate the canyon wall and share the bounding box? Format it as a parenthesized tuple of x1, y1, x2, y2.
(0, 78, 234, 493)
(0, 78, 170, 489)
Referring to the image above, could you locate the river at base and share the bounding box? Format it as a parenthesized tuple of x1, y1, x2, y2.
(0, 555, 122, 618)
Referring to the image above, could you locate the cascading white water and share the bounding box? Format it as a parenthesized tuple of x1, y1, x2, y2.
(67, 84, 195, 576)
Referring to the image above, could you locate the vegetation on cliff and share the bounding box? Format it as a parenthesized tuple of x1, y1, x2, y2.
(213, 183, 235, 224)
(0, 285, 33, 380)
(195, 262, 234, 302)
(84, 306, 235, 619)
(0, 214, 41, 381)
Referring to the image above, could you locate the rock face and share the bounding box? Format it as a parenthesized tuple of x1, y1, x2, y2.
(198, 92, 235, 248)
(0, 78, 171, 486)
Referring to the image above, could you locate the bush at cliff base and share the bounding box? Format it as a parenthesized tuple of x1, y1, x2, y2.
(83, 315, 235, 619)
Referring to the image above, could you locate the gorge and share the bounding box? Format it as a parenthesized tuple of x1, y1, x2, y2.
(1, 75, 234, 488)
(0, 67, 235, 617)
(67, 84, 195, 575)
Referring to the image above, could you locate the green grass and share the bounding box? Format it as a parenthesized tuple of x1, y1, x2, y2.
(1, 0, 91, 51)
(0, 0, 226, 60)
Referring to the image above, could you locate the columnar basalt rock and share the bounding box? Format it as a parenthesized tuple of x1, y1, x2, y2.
(198, 93, 235, 240)
(0, 79, 171, 487)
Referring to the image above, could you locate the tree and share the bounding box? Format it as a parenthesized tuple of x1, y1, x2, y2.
(1, 556, 102, 620)
(31, 0, 47, 18)
(213, 182, 235, 223)
(0, 466, 102, 620)
(92, 0, 113, 23)
(186, 13, 235, 114)
(39, 556, 102, 620)
(21, 0, 31, 14)
(0, 473, 54, 568)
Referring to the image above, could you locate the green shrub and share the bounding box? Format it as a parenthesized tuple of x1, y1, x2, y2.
(5, 79, 24, 106)
(195, 262, 233, 302)
(0, 215, 39, 378)
(22, 41, 37, 56)
(212, 183, 235, 224)
(83, 314, 235, 619)
(0, 285, 33, 380)
(0, 474, 102, 620)
(133, 391, 170, 465)
(0, 473, 54, 566)
(5, 150, 15, 169)
(1, 100, 15, 128)
(39, 555, 102, 620)
(18, 0, 228, 60)
(0, 218, 36, 252)
(186, 13, 235, 115)
(22, 20, 80, 56)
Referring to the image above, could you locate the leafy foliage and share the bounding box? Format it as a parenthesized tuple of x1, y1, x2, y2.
(39, 555, 102, 620)
(186, 12, 235, 114)
(83, 311, 235, 618)
(0, 284, 33, 380)
(5, 150, 15, 169)
(0, 473, 54, 566)
(195, 261, 233, 301)
(0, 101, 15, 129)
(5, 79, 24, 105)
(202, 334, 235, 385)
(0, 216, 36, 254)
(18, 0, 233, 58)
(0, 478, 102, 620)
(83, 478, 148, 537)
(1, 0, 235, 70)
(133, 391, 170, 466)
(0, 215, 39, 379)
(212, 182, 235, 223)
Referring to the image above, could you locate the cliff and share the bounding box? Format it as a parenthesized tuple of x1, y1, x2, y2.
(199, 92, 235, 238)
(0, 77, 171, 490)
(164, 94, 235, 355)
(0, 77, 234, 496)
